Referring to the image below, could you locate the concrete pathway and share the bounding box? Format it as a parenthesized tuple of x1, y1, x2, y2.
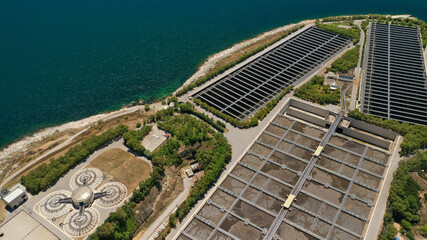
(349, 20, 366, 111)
(364, 135, 402, 239)
(139, 177, 191, 240)
(0, 128, 88, 190)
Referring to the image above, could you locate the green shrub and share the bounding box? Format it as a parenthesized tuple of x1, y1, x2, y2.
(144, 104, 150, 111)
(194, 85, 293, 128)
(401, 219, 412, 231)
(294, 76, 340, 105)
(348, 109, 427, 156)
(316, 22, 361, 44)
(420, 225, 427, 237)
(327, 46, 360, 73)
(21, 125, 128, 194)
(136, 122, 141, 128)
(178, 102, 225, 132)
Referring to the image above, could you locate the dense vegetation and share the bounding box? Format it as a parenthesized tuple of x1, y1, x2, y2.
(379, 151, 427, 240)
(176, 25, 303, 96)
(21, 125, 128, 194)
(89, 114, 231, 240)
(316, 21, 361, 44)
(194, 85, 293, 128)
(178, 102, 225, 132)
(348, 109, 427, 156)
(123, 125, 152, 158)
(320, 14, 427, 48)
(327, 46, 360, 73)
(294, 76, 340, 105)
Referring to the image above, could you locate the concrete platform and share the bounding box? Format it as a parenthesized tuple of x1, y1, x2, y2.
(0, 211, 59, 240)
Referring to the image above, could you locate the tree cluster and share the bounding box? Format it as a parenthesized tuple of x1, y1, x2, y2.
(168, 128, 231, 231)
(21, 125, 128, 194)
(316, 22, 361, 44)
(90, 114, 232, 240)
(379, 151, 427, 240)
(194, 85, 293, 129)
(123, 125, 152, 158)
(348, 109, 427, 156)
(178, 102, 225, 132)
(327, 46, 360, 73)
(294, 76, 340, 105)
(146, 107, 176, 123)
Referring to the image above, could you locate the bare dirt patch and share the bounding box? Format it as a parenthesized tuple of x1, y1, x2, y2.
(410, 172, 427, 239)
(2, 111, 151, 190)
(134, 166, 184, 238)
(87, 148, 152, 190)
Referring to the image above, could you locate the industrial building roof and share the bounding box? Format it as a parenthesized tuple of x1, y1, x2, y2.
(0, 211, 58, 240)
(3, 187, 24, 204)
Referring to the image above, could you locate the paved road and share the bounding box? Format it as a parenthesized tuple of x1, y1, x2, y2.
(349, 20, 366, 110)
(139, 177, 191, 240)
(0, 128, 88, 190)
(0, 103, 162, 191)
(364, 135, 402, 240)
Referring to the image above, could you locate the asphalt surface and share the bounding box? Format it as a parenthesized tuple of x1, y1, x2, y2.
(349, 20, 366, 110)
(364, 135, 402, 239)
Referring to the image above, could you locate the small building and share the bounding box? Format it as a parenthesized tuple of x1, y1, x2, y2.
(190, 162, 203, 172)
(185, 168, 194, 178)
(1, 184, 28, 209)
(326, 72, 337, 80)
(330, 81, 339, 90)
(337, 75, 354, 83)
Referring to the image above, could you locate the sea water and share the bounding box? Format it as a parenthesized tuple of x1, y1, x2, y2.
(0, 0, 426, 148)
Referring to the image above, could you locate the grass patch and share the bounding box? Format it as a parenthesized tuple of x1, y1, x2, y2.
(21, 125, 128, 194)
(379, 151, 427, 240)
(316, 21, 361, 44)
(87, 148, 152, 191)
(294, 76, 340, 105)
(327, 45, 360, 73)
(89, 114, 231, 240)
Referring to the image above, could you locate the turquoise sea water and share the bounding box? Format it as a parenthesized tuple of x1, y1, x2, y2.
(0, 0, 426, 148)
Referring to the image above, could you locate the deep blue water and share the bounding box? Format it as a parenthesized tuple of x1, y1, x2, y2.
(0, 0, 426, 148)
